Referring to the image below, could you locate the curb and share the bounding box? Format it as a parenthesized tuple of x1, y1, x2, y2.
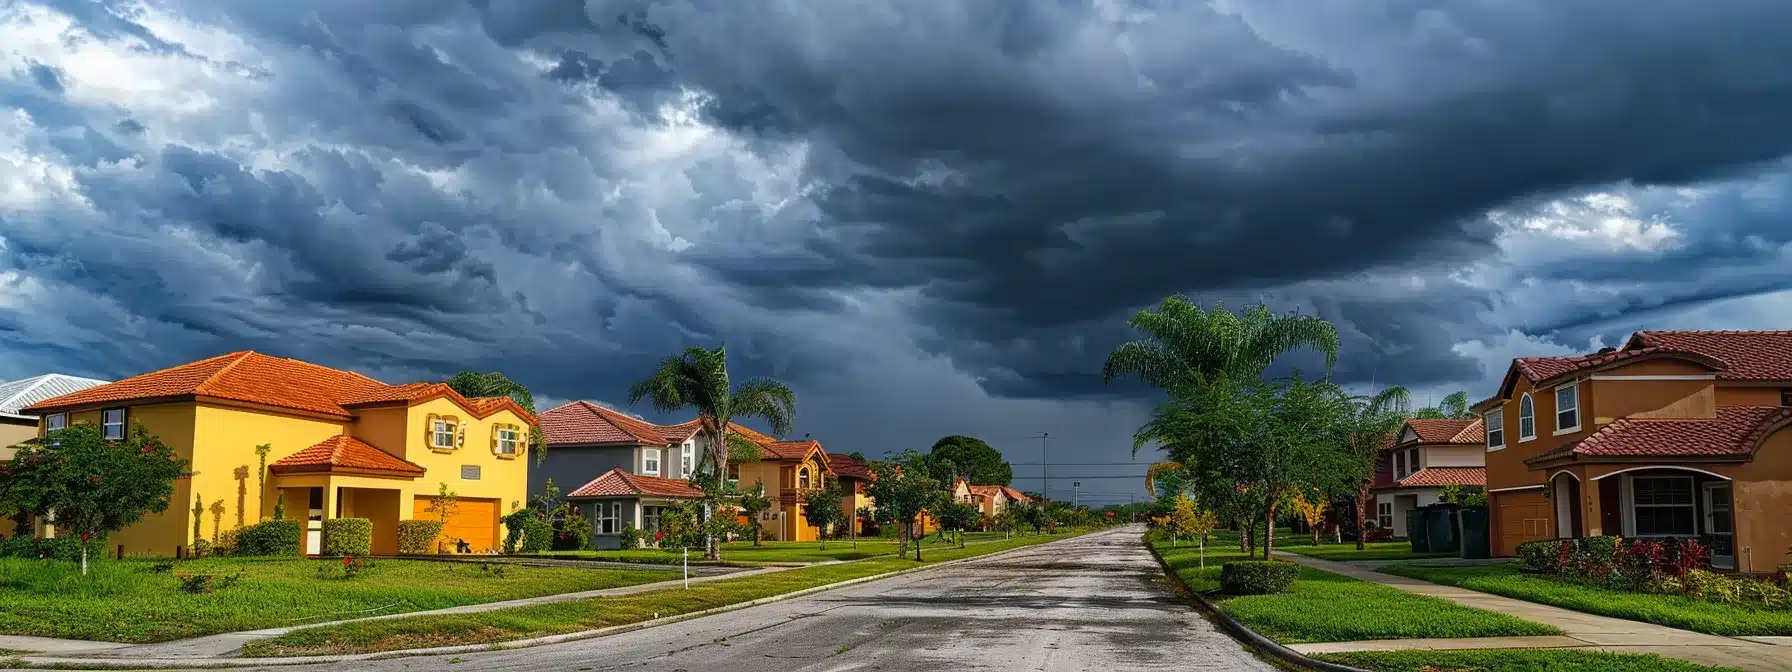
(12, 529, 1115, 669)
(1144, 542, 1372, 672)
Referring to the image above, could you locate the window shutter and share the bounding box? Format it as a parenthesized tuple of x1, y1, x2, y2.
(425, 414, 439, 446)
(457, 422, 466, 448)
(491, 426, 500, 454)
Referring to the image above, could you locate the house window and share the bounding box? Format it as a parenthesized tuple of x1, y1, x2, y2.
(1377, 502, 1393, 530)
(1556, 384, 1580, 433)
(495, 426, 520, 456)
(597, 502, 620, 535)
(1631, 476, 1696, 537)
(799, 467, 812, 489)
(1485, 411, 1504, 450)
(728, 463, 740, 484)
(644, 449, 662, 476)
(1782, 389, 1792, 407)
(1518, 394, 1536, 441)
(45, 413, 67, 431)
(1394, 451, 1407, 479)
(682, 443, 694, 477)
(101, 408, 126, 440)
(460, 465, 481, 480)
(643, 505, 662, 532)
(431, 418, 457, 450)
(1408, 448, 1420, 475)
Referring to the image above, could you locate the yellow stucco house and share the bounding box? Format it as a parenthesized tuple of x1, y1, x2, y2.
(21, 351, 536, 557)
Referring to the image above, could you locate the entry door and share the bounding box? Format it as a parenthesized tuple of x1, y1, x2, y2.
(1704, 483, 1735, 570)
(306, 487, 324, 555)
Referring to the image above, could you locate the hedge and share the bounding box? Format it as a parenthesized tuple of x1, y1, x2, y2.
(235, 519, 303, 556)
(397, 519, 445, 555)
(1220, 560, 1300, 595)
(321, 518, 372, 556)
(0, 535, 105, 562)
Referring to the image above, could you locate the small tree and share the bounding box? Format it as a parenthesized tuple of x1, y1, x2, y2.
(739, 480, 772, 546)
(253, 443, 272, 521)
(937, 501, 981, 548)
(866, 452, 943, 560)
(425, 483, 461, 553)
(996, 509, 1018, 539)
(802, 478, 848, 550)
(1, 424, 188, 574)
(1289, 490, 1328, 545)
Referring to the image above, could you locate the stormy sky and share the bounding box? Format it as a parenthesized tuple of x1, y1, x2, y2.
(4, 0, 1792, 504)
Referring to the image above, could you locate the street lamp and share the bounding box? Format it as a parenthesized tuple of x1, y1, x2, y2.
(1073, 481, 1081, 508)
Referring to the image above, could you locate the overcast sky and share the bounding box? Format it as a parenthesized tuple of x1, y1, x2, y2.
(4, 0, 1792, 504)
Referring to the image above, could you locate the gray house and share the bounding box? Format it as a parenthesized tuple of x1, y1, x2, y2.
(535, 401, 705, 549)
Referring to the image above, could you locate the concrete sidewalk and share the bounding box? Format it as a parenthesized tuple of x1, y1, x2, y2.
(4, 564, 790, 660)
(1282, 553, 1792, 672)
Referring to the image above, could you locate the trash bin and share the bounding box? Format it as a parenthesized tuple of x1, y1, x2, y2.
(1424, 505, 1460, 554)
(1458, 507, 1492, 559)
(1408, 512, 1429, 553)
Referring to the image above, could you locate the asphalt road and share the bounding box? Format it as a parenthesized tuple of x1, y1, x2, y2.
(252, 526, 1273, 671)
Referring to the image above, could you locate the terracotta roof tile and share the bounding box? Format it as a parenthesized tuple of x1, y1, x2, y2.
(1533, 406, 1792, 462)
(1631, 331, 1792, 381)
(825, 454, 874, 479)
(1403, 419, 1482, 444)
(269, 435, 424, 476)
(761, 439, 821, 461)
(1386, 467, 1485, 489)
(567, 467, 704, 499)
(1000, 486, 1032, 503)
(540, 401, 676, 445)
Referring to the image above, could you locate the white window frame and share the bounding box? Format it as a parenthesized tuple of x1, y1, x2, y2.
(1485, 410, 1505, 451)
(1408, 448, 1420, 476)
(1518, 393, 1536, 442)
(643, 505, 663, 532)
(643, 448, 662, 476)
(431, 419, 457, 450)
(1626, 475, 1697, 539)
(101, 408, 126, 440)
(798, 467, 812, 489)
(681, 442, 694, 478)
(1394, 451, 1407, 479)
(1554, 383, 1581, 435)
(495, 426, 520, 455)
(1377, 502, 1393, 530)
(45, 413, 67, 431)
(596, 502, 620, 535)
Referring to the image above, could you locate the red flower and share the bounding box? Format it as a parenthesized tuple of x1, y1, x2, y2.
(81, 533, 91, 542)
(91, 475, 101, 486)
(344, 556, 353, 566)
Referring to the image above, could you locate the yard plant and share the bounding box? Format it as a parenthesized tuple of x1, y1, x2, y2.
(0, 423, 188, 574)
(1317, 649, 1739, 672)
(321, 518, 372, 556)
(1219, 560, 1299, 595)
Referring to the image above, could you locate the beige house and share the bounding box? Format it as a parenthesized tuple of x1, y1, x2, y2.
(0, 374, 110, 461)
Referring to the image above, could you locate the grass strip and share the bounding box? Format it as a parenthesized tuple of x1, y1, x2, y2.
(1153, 540, 1558, 644)
(1382, 563, 1792, 637)
(546, 532, 1012, 564)
(1315, 649, 1739, 671)
(243, 530, 1095, 657)
(0, 557, 669, 643)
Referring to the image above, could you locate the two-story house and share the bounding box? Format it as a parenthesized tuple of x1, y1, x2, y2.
(20, 352, 536, 556)
(826, 453, 875, 534)
(1477, 331, 1792, 571)
(951, 478, 1030, 520)
(1371, 418, 1487, 539)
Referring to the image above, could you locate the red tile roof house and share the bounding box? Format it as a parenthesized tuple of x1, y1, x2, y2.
(1371, 418, 1487, 539)
(1474, 331, 1792, 571)
(537, 401, 707, 549)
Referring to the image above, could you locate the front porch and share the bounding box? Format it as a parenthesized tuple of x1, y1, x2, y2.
(1542, 464, 1737, 571)
(273, 474, 413, 555)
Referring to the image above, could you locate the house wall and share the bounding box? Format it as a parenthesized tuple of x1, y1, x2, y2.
(0, 418, 36, 460)
(579, 498, 641, 550)
(531, 444, 638, 499)
(1425, 444, 1484, 468)
(1717, 387, 1783, 407)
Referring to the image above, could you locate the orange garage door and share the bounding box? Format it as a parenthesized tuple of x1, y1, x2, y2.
(413, 497, 499, 553)
(1495, 489, 1552, 557)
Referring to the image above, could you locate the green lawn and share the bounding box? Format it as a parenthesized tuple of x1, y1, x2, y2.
(547, 531, 1014, 564)
(1381, 563, 1792, 637)
(1282, 542, 1455, 563)
(0, 556, 671, 643)
(1316, 650, 1738, 672)
(1152, 539, 1556, 644)
(245, 529, 1097, 656)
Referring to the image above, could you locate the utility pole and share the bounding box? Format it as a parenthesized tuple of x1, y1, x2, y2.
(1073, 481, 1081, 508)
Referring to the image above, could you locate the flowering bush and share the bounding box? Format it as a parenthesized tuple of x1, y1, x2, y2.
(1518, 535, 1792, 609)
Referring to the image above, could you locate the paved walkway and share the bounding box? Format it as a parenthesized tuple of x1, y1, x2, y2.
(2, 564, 789, 660)
(1282, 554, 1792, 672)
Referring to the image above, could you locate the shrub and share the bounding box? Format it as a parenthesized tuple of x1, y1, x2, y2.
(321, 518, 372, 556)
(216, 528, 240, 556)
(235, 519, 303, 556)
(193, 538, 214, 558)
(1516, 539, 1563, 573)
(397, 520, 445, 555)
(1219, 560, 1300, 595)
(554, 509, 593, 551)
(1, 535, 38, 558)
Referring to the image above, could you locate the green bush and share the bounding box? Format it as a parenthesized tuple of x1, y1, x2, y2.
(1, 535, 106, 562)
(1516, 539, 1564, 573)
(234, 520, 303, 556)
(1219, 560, 1299, 595)
(397, 520, 444, 555)
(321, 518, 372, 556)
(1, 535, 39, 558)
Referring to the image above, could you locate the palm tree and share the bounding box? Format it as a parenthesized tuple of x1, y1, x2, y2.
(1335, 386, 1411, 550)
(628, 345, 796, 560)
(445, 371, 545, 462)
(1414, 390, 1473, 419)
(1103, 297, 1340, 396)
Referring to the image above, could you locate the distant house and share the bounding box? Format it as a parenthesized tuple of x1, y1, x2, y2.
(1477, 330, 1792, 571)
(1371, 418, 1486, 539)
(0, 373, 110, 460)
(953, 478, 1028, 519)
(826, 453, 876, 534)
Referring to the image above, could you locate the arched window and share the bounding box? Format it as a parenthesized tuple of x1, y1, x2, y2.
(1518, 394, 1536, 441)
(799, 467, 812, 489)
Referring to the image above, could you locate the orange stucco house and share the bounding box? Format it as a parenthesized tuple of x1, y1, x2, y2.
(1477, 331, 1792, 573)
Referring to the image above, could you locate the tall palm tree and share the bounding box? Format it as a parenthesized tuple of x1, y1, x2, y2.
(1103, 298, 1340, 396)
(1414, 390, 1473, 419)
(628, 345, 796, 559)
(1335, 386, 1411, 550)
(445, 371, 545, 462)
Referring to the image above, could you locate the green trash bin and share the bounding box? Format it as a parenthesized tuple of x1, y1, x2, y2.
(1459, 507, 1491, 559)
(1424, 506, 1460, 554)
(1408, 511, 1429, 553)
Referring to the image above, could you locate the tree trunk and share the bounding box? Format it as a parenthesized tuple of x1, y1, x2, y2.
(1355, 482, 1371, 551)
(708, 427, 727, 561)
(1264, 499, 1279, 561)
(80, 539, 89, 576)
(914, 522, 923, 562)
(1238, 520, 1250, 553)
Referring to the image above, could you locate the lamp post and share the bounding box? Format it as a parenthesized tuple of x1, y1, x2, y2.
(1073, 481, 1081, 509)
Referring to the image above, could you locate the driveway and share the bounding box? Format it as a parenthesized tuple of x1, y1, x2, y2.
(241, 526, 1272, 671)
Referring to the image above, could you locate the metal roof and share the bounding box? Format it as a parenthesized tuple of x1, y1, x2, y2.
(0, 374, 111, 419)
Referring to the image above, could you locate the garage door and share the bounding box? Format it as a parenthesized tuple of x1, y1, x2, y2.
(1495, 490, 1552, 557)
(413, 497, 499, 554)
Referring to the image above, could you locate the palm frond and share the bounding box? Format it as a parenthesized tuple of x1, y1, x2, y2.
(731, 378, 796, 437)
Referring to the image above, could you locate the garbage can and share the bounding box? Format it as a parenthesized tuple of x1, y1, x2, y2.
(1407, 512, 1429, 553)
(1458, 507, 1491, 559)
(1424, 505, 1460, 554)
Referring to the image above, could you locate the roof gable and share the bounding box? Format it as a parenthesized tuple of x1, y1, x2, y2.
(540, 401, 676, 446)
(567, 467, 704, 499)
(269, 435, 425, 477)
(1401, 418, 1484, 445)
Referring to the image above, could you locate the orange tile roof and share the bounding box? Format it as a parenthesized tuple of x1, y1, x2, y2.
(1000, 486, 1032, 503)
(1504, 331, 1792, 398)
(1383, 467, 1485, 489)
(1530, 406, 1792, 463)
(761, 439, 822, 461)
(567, 467, 704, 499)
(1400, 418, 1485, 445)
(826, 454, 874, 479)
(968, 484, 1003, 498)
(540, 401, 680, 445)
(21, 351, 536, 423)
(268, 435, 424, 476)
